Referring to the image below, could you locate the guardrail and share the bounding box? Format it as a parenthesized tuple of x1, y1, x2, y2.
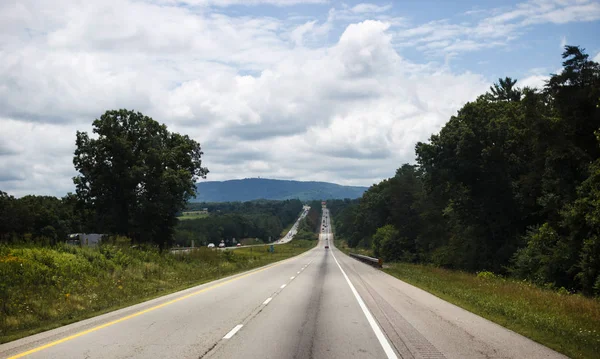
(348, 253, 383, 268)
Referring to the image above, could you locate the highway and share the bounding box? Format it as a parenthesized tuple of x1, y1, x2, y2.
(273, 205, 310, 244)
(171, 205, 310, 253)
(0, 207, 566, 359)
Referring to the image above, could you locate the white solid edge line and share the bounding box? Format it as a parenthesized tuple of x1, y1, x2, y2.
(280, 284, 287, 289)
(330, 251, 398, 359)
(263, 297, 272, 305)
(223, 324, 243, 339)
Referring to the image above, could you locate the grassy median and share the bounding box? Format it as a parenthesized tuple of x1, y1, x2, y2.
(0, 240, 316, 344)
(335, 239, 600, 359)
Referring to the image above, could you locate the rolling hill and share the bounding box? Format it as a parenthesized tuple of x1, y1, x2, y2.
(191, 178, 368, 202)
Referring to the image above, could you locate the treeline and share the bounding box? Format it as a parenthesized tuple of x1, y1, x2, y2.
(332, 46, 600, 295)
(174, 199, 304, 246)
(186, 199, 303, 226)
(0, 192, 87, 244)
(0, 192, 305, 248)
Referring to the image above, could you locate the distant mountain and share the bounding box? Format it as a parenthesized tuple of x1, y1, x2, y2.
(191, 178, 368, 202)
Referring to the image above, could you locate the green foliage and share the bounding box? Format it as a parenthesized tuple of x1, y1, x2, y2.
(328, 199, 360, 244)
(73, 109, 208, 249)
(488, 77, 522, 102)
(476, 271, 497, 280)
(333, 239, 374, 258)
(512, 224, 571, 288)
(331, 165, 423, 262)
(0, 192, 87, 244)
(372, 225, 397, 258)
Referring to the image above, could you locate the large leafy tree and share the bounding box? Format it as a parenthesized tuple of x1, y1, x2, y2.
(415, 97, 532, 271)
(73, 109, 208, 248)
(0, 192, 22, 242)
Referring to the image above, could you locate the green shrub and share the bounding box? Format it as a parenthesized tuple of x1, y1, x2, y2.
(476, 271, 497, 280)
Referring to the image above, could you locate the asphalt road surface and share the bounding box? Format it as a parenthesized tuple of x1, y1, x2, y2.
(0, 208, 566, 359)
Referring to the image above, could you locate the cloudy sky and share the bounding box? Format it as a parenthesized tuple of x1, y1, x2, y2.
(1, 0, 600, 197)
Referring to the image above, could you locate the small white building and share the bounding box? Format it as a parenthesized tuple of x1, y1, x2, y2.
(68, 233, 105, 247)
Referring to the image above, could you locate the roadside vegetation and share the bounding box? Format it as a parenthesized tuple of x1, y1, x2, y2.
(334, 239, 373, 257)
(0, 239, 316, 344)
(384, 263, 600, 359)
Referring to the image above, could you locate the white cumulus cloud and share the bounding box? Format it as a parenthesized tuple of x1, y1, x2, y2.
(2, 0, 586, 197)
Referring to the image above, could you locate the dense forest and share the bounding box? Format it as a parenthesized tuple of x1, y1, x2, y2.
(332, 46, 600, 295)
(0, 192, 87, 245)
(0, 194, 310, 248)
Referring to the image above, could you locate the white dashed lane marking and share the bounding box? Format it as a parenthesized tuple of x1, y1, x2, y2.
(223, 324, 243, 339)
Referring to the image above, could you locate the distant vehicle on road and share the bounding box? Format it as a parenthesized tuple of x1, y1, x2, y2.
(219, 242, 225, 248)
(207, 243, 215, 248)
(324, 245, 329, 249)
(237, 243, 241, 247)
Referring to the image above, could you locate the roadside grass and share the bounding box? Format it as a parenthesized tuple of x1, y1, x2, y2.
(239, 237, 263, 246)
(334, 239, 374, 257)
(293, 228, 319, 241)
(177, 212, 209, 220)
(384, 263, 600, 359)
(335, 238, 600, 358)
(232, 239, 315, 259)
(0, 240, 315, 344)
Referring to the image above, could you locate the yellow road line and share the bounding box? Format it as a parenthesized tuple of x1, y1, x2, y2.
(7, 252, 310, 359)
